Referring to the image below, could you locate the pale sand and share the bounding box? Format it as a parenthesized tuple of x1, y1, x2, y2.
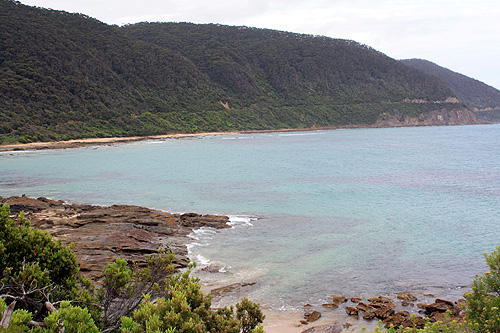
(0, 125, 370, 152)
(0, 131, 242, 152)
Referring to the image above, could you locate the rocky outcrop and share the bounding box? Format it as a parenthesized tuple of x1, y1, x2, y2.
(376, 109, 480, 127)
(0, 195, 230, 281)
(305, 292, 465, 331)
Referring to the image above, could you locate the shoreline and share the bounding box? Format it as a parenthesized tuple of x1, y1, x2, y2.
(0, 126, 366, 152)
(0, 195, 469, 332)
(0, 120, 491, 153)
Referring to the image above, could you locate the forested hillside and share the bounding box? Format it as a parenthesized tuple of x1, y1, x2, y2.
(0, 0, 229, 143)
(0, 0, 476, 144)
(401, 59, 500, 111)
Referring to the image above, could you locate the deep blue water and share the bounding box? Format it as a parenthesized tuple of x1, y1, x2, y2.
(1, 124, 499, 311)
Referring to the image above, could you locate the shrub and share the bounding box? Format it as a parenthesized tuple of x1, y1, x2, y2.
(465, 245, 500, 332)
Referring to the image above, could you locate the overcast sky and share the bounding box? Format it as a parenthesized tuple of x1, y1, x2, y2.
(19, 0, 500, 90)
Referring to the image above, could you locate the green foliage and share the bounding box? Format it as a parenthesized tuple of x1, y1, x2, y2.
(236, 298, 265, 333)
(465, 245, 500, 332)
(120, 269, 264, 333)
(402, 59, 500, 110)
(0, 204, 84, 312)
(0, 0, 474, 144)
(98, 250, 175, 331)
(0, 298, 32, 333)
(43, 301, 99, 333)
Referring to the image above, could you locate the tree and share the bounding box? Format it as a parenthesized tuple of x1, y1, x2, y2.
(120, 268, 265, 333)
(0, 204, 95, 318)
(465, 245, 500, 332)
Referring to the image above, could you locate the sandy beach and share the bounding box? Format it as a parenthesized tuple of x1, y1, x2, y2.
(0, 125, 375, 152)
(0, 132, 241, 152)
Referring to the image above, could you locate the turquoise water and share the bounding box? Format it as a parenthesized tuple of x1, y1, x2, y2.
(1, 125, 500, 310)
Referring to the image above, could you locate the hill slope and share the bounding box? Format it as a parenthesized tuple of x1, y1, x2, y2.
(401, 59, 500, 110)
(0, 0, 476, 144)
(0, 0, 229, 143)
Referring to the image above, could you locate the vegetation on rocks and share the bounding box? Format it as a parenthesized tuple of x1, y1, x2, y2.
(0, 204, 265, 332)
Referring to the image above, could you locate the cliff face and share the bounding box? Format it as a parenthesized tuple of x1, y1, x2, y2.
(376, 108, 480, 127)
(0, 195, 230, 281)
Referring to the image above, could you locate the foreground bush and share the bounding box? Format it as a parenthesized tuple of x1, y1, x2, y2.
(465, 245, 500, 332)
(0, 204, 265, 332)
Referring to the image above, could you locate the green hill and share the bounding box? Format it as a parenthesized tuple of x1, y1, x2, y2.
(401, 58, 500, 111)
(0, 0, 472, 144)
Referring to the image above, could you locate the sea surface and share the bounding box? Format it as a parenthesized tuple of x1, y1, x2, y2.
(1, 124, 499, 314)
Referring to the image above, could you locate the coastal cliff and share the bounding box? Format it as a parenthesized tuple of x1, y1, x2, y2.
(0, 195, 230, 281)
(376, 108, 480, 127)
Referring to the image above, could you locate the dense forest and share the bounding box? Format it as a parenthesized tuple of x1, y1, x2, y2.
(401, 59, 500, 111)
(0, 0, 496, 144)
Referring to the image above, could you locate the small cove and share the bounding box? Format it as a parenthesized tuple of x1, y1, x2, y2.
(1, 124, 499, 324)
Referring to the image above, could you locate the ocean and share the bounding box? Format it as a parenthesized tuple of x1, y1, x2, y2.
(1, 124, 499, 320)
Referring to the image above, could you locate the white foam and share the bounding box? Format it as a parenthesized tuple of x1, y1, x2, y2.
(277, 131, 323, 137)
(196, 254, 212, 266)
(228, 215, 257, 227)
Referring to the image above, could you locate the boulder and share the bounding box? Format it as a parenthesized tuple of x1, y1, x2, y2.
(345, 306, 358, 316)
(384, 312, 411, 328)
(396, 292, 418, 301)
(211, 282, 257, 297)
(356, 302, 372, 312)
(374, 306, 395, 319)
(363, 309, 377, 320)
(421, 299, 460, 316)
(306, 311, 322, 323)
(330, 295, 347, 304)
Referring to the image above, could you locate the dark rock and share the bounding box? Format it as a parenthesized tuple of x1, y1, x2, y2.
(374, 306, 395, 319)
(345, 306, 358, 316)
(363, 309, 377, 320)
(211, 282, 257, 297)
(201, 264, 224, 273)
(421, 299, 460, 316)
(368, 296, 394, 310)
(350, 297, 362, 303)
(330, 295, 347, 304)
(179, 213, 230, 229)
(322, 303, 338, 309)
(306, 311, 322, 323)
(356, 302, 372, 312)
(384, 312, 410, 328)
(402, 316, 426, 328)
(401, 300, 413, 307)
(396, 292, 418, 301)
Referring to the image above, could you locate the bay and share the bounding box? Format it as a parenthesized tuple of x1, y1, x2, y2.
(1, 124, 500, 313)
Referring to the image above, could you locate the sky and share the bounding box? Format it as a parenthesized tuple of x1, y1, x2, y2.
(19, 0, 500, 90)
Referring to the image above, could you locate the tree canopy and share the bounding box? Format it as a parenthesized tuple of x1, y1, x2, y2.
(0, 0, 480, 144)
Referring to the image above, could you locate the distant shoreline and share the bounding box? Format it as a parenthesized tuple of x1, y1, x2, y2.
(1, 114, 494, 153)
(0, 126, 369, 152)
